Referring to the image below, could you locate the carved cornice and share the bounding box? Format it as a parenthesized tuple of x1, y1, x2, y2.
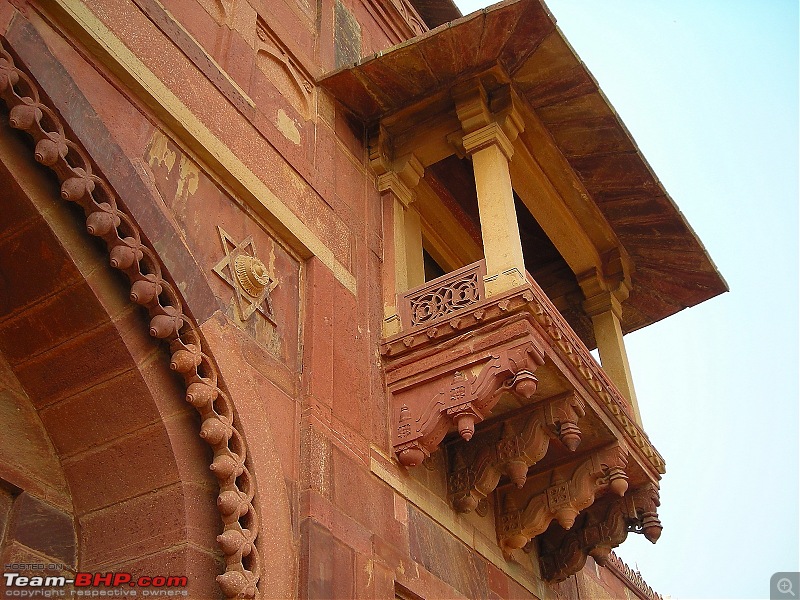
(605, 551, 664, 600)
(497, 444, 630, 553)
(447, 393, 585, 513)
(536, 483, 662, 582)
(0, 46, 259, 598)
(392, 339, 545, 467)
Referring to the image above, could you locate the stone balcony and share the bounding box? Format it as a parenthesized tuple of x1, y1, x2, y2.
(380, 260, 664, 580)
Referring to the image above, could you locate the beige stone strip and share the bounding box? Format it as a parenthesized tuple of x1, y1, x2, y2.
(44, 0, 357, 294)
(369, 446, 545, 599)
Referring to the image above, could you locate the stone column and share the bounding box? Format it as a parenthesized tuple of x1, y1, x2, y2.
(582, 289, 642, 425)
(373, 152, 424, 336)
(403, 206, 425, 289)
(455, 83, 526, 297)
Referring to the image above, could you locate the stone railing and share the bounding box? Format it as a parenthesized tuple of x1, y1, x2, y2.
(399, 260, 486, 328)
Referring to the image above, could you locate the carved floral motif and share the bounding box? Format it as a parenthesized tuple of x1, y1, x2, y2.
(400, 260, 486, 327)
(0, 46, 259, 599)
(212, 226, 277, 323)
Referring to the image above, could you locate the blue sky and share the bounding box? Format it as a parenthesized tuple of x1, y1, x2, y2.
(453, 1, 800, 598)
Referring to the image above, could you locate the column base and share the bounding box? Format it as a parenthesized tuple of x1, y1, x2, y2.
(383, 313, 402, 337)
(484, 268, 526, 297)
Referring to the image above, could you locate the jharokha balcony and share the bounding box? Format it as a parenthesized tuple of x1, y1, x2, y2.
(320, 0, 726, 584)
(380, 259, 664, 580)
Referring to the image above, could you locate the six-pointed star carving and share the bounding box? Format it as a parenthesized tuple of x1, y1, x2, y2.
(212, 226, 277, 323)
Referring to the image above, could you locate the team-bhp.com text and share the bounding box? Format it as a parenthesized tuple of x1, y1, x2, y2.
(3, 572, 189, 597)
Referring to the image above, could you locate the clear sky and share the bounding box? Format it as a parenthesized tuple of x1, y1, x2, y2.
(452, 1, 800, 598)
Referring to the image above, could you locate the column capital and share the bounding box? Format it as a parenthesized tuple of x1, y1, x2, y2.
(578, 268, 630, 319)
(462, 122, 515, 161)
(452, 81, 524, 159)
(371, 149, 424, 208)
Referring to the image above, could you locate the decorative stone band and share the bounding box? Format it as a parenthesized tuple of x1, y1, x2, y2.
(605, 550, 664, 600)
(447, 393, 585, 513)
(381, 259, 666, 476)
(392, 339, 545, 467)
(0, 45, 259, 598)
(497, 444, 630, 555)
(536, 483, 663, 582)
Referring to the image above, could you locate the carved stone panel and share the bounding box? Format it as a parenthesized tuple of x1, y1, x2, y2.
(536, 483, 662, 582)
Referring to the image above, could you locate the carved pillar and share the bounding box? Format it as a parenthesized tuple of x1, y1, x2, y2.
(496, 444, 629, 555)
(580, 270, 641, 425)
(447, 393, 585, 513)
(454, 83, 526, 297)
(370, 134, 425, 336)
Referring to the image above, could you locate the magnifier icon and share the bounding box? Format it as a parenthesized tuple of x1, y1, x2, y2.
(778, 578, 796, 597)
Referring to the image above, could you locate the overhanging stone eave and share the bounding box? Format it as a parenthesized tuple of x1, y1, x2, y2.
(318, 0, 556, 124)
(512, 26, 729, 334)
(321, 0, 727, 336)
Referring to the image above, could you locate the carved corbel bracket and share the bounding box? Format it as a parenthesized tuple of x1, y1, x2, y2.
(497, 444, 630, 554)
(393, 340, 545, 467)
(536, 482, 663, 582)
(452, 81, 524, 161)
(447, 393, 586, 513)
(369, 127, 424, 207)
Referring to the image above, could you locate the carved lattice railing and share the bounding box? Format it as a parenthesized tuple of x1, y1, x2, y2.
(399, 260, 486, 328)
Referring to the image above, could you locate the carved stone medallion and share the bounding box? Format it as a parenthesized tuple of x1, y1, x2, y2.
(212, 226, 277, 323)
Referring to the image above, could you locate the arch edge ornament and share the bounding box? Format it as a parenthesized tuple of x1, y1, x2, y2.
(0, 41, 260, 599)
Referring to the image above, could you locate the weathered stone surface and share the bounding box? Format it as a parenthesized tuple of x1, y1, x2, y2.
(334, 0, 361, 69)
(79, 481, 217, 569)
(407, 504, 489, 599)
(7, 493, 76, 567)
(6, 17, 221, 324)
(0, 0, 700, 597)
(300, 519, 355, 600)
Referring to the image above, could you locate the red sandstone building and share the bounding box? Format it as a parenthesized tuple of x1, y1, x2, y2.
(0, 0, 726, 598)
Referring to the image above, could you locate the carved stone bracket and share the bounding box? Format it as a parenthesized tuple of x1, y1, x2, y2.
(447, 393, 585, 513)
(497, 444, 630, 554)
(393, 340, 545, 467)
(537, 482, 663, 582)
